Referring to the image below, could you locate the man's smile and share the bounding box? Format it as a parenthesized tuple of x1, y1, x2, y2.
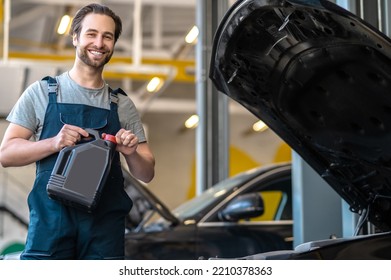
(89, 50, 106, 58)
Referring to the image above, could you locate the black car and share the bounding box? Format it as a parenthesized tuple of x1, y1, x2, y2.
(209, 0, 391, 259)
(0, 163, 292, 260)
(124, 162, 293, 260)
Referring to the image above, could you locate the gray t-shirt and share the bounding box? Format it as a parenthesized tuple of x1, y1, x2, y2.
(7, 72, 147, 142)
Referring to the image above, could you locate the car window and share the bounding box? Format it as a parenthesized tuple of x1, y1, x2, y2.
(172, 168, 264, 219)
(255, 191, 283, 220)
(229, 173, 291, 224)
(202, 168, 292, 223)
(252, 176, 292, 221)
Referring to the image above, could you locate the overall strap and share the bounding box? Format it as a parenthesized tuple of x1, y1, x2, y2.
(42, 76, 58, 103)
(109, 87, 127, 109)
(41, 77, 126, 107)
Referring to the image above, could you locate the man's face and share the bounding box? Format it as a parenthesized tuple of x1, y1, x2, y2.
(73, 13, 116, 69)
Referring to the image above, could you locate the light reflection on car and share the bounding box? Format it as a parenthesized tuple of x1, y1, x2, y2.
(124, 162, 293, 260)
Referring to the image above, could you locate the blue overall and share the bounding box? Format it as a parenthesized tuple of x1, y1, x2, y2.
(21, 77, 133, 259)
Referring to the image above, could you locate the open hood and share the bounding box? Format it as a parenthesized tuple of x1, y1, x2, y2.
(123, 170, 180, 227)
(210, 0, 391, 231)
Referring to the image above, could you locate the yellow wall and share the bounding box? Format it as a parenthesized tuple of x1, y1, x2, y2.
(187, 143, 292, 199)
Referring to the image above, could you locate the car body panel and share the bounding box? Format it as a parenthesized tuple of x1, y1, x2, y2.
(209, 0, 391, 232)
(196, 222, 292, 258)
(124, 163, 293, 259)
(125, 224, 198, 260)
(232, 231, 391, 260)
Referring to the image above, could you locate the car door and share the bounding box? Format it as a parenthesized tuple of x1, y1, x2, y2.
(194, 166, 293, 259)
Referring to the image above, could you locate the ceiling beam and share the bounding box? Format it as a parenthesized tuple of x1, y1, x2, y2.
(8, 51, 195, 83)
(16, 0, 196, 7)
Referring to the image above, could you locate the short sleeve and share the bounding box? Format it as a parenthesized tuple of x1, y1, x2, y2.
(117, 94, 147, 143)
(6, 81, 48, 140)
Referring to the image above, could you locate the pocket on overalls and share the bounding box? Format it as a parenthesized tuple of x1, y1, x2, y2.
(60, 111, 108, 130)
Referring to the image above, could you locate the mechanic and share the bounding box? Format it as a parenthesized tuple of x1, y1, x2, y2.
(0, 3, 155, 259)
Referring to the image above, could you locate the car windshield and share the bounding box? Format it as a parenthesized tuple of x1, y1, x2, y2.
(172, 168, 262, 220)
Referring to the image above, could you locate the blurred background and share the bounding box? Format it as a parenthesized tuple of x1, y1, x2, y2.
(2, 0, 389, 257)
(0, 0, 293, 254)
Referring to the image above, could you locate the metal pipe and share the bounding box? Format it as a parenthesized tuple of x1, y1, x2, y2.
(196, 0, 229, 195)
(383, 0, 391, 36)
(152, 5, 162, 50)
(3, 0, 10, 64)
(133, 0, 142, 67)
(377, 0, 382, 32)
(359, 0, 364, 19)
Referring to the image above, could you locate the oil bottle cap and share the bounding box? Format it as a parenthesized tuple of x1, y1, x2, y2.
(103, 134, 117, 144)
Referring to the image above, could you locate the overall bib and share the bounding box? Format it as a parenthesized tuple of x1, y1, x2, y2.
(21, 77, 133, 260)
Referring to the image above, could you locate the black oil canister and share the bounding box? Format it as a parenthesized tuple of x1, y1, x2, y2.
(46, 129, 117, 212)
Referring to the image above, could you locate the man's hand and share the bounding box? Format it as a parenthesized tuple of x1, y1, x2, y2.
(107, 128, 155, 183)
(114, 128, 139, 155)
(52, 124, 89, 152)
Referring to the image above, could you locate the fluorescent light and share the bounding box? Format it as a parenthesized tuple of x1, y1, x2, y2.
(184, 114, 199, 129)
(57, 15, 71, 35)
(185, 25, 199, 44)
(252, 120, 268, 132)
(146, 77, 163, 93)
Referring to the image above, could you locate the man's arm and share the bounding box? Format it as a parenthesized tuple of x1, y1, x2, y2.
(0, 123, 88, 167)
(113, 128, 155, 183)
(123, 143, 155, 183)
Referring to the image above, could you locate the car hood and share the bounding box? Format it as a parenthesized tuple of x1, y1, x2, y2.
(210, 0, 391, 231)
(123, 170, 180, 227)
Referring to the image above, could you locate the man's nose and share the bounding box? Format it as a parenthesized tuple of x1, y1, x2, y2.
(93, 35, 104, 48)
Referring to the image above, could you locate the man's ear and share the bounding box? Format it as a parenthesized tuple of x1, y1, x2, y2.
(72, 34, 78, 48)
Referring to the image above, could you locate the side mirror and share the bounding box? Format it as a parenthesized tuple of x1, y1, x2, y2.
(218, 193, 264, 222)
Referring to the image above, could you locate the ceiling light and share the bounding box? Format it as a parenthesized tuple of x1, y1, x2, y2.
(57, 15, 71, 35)
(184, 114, 199, 129)
(185, 25, 199, 44)
(252, 120, 268, 132)
(146, 77, 163, 93)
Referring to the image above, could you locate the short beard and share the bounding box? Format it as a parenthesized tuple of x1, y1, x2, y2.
(77, 48, 113, 69)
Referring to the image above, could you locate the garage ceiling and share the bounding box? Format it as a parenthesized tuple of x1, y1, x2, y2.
(9, 0, 196, 59)
(3, 0, 196, 113)
(4, 0, 247, 116)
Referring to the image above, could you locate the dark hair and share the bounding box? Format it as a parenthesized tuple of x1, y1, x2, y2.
(70, 3, 122, 43)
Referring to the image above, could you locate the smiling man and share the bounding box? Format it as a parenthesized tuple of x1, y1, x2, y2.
(0, 3, 155, 260)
